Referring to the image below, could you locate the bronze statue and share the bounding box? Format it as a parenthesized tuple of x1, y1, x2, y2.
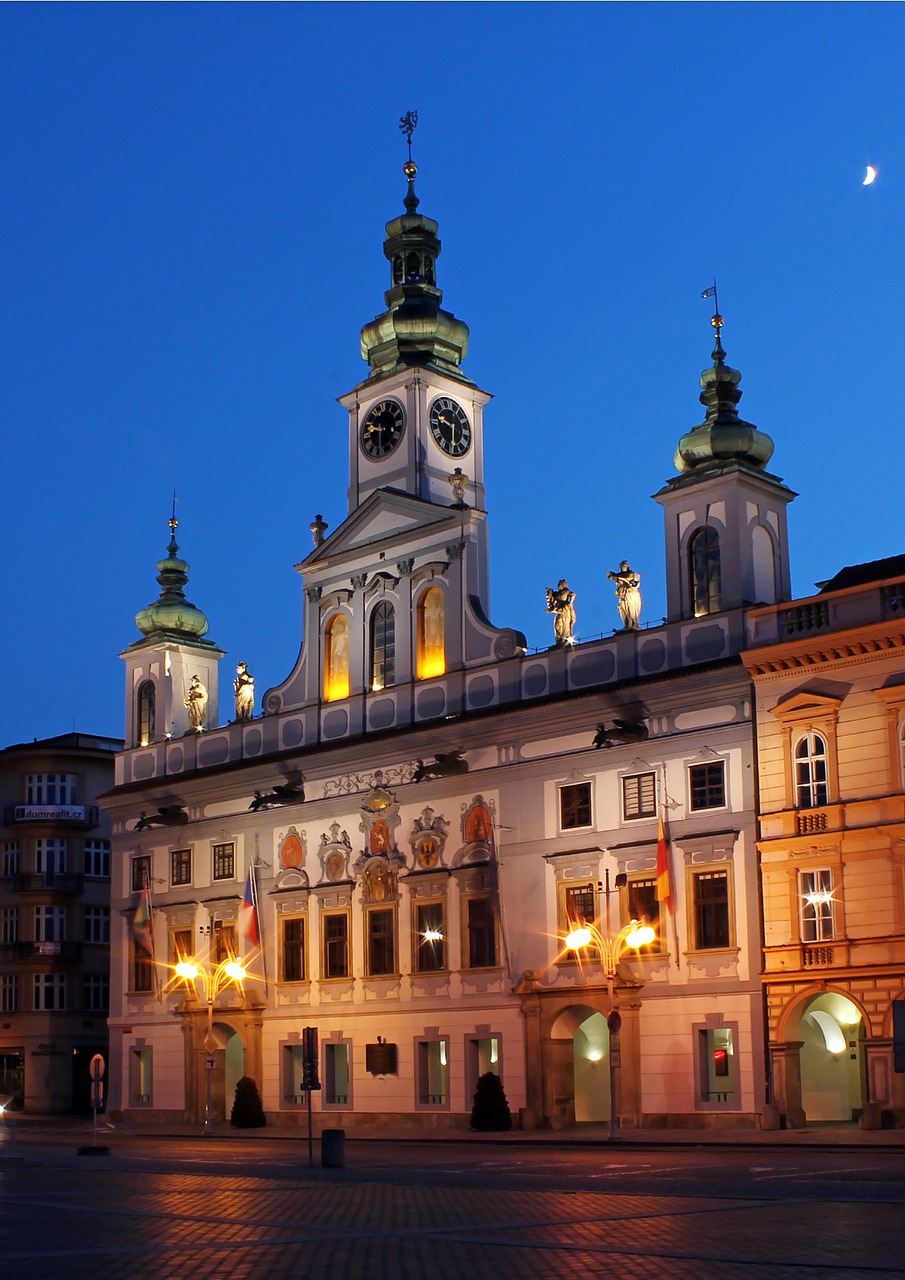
(249, 778, 305, 812)
(593, 720, 650, 749)
(413, 751, 468, 783)
(135, 805, 188, 831)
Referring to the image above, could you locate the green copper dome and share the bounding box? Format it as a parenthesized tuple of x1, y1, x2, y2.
(134, 519, 210, 642)
(674, 323, 774, 473)
(359, 161, 472, 382)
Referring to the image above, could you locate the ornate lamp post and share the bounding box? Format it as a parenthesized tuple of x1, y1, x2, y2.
(564, 916, 655, 1140)
(175, 957, 247, 1135)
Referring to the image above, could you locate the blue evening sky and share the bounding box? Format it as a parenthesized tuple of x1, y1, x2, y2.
(3, 2, 902, 748)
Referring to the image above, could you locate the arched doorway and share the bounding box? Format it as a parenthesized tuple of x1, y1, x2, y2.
(798, 992, 864, 1123)
(549, 1004, 611, 1126)
(209, 1021, 245, 1121)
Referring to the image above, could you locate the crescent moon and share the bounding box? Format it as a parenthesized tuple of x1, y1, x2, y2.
(863, 165, 877, 186)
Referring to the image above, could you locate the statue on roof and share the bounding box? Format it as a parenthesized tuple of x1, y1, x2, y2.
(546, 580, 576, 646)
(608, 561, 642, 630)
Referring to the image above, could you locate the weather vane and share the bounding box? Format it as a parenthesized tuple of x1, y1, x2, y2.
(701, 279, 722, 332)
(169, 490, 179, 534)
(399, 110, 418, 162)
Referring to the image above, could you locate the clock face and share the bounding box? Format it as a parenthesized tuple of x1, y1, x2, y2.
(429, 397, 472, 457)
(361, 400, 405, 459)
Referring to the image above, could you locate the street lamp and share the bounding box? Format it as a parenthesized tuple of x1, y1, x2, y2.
(175, 957, 247, 1135)
(564, 916, 655, 1140)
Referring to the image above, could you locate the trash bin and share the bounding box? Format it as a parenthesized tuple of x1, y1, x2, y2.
(321, 1127, 345, 1168)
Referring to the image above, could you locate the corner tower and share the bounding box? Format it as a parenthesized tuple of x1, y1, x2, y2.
(655, 312, 796, 622)
(121, 515, 224, 746)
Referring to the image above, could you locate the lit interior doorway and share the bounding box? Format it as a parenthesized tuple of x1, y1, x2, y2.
(210, 1022, 245, 1121)
(799, 992, 864, 1123)
(573, 1011, 611, 1123)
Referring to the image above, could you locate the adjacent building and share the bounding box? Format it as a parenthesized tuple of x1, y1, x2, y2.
(744, 557, 905, 1128)
(104, 157, 820, 1131)
(0, 732, 121, 1112)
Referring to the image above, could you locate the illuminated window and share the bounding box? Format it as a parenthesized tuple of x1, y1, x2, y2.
(689, 761, 726, 811)
(560, 782, 592, 830)
(417, 1038, 448, 1106)
(697, 1025, 737, 1106)
(627, 876, 662, 951)
(324, 613, 350, 701)
(325, 1042, 350, 1106)
(690, 527, 721, 616)
(370, 601, 396, 691)
(622, 772, 656, 820)
(171, 848, 192, 886)
(212, 842, 235, 881)
(130, 1047, 152, 1106)
(795, 732, 829, 808)
(417, 586, 446, 679)
(137, 680, 156, 746)
(212, 922, 237, 964)
(799, 869, 835, 942)
(171, 927, 193, 964)
(414, 902, 445, 973)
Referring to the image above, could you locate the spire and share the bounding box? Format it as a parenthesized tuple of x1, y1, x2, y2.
(359, 113, 471, 383)
(673, 309, 775, 474)
(132, 511, 213, 645)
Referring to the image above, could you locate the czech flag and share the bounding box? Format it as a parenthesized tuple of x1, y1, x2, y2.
(240, 866, 260, 947)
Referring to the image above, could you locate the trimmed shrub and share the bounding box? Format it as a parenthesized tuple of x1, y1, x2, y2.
(230, 1075, 266, 1128)
(470, 1071, 513, 1131)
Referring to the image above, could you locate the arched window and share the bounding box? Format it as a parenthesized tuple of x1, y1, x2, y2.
(370, 602, 395, 692)
(324, 614, 350, 702)
(417, 586, 445, 679)
(689, 527, 721, 616)
(795, 732, 829, 808)
(137, 680, 156, 747)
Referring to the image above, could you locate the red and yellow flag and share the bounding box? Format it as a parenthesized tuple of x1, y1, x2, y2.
(656, 812, 673, 916)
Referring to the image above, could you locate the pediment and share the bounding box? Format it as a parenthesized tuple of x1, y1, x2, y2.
(297, 489, 461, 570)
(770, 689, 843, 722)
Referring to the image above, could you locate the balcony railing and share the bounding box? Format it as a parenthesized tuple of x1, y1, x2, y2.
(8, 873, 85, 896)
(781, 602, 830, 635)
(802, 944, 836, 966)
(796, 811, 828, 835)
(3, 940, 83, 963)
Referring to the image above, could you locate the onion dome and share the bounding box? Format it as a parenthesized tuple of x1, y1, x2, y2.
(134, 516, 210, 643)
(359, 159, 472, 382)
(674, 316, 775, 473)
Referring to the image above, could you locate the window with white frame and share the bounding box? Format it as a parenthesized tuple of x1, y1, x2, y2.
(26, 774, 77, 804)
(84, 840, 110, 878)
(34, 973, 65, 1010)
(2, 841, 19, 878)
(280, 916, 306, 982)
(35, 839, 67, 876)
(130, 1047, 152, 1105)
(464, 894, 497, 969)
(622, 771, 657, 820)
(794, 731, 829, 808)
(131, 855, 151, 892)
(323, 912, 349, 979)
(83, 906, 110, 945)
(799, 869, 835, 942)
(414, 901, 445, 973)
(170, 847, 192, 887)
(689, 761, 726, 811)
(84, 974, 109, 1012)
(366, 907, 395, 976)
(626, 876, 663, 951)
(325, 1042, 351, 1106)
(1, 908, 19, 945)
(35, 906, 65, 943)
(559, 781, 592, 830)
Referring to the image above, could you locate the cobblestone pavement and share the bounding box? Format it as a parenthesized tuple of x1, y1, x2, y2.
(3, 1144, 905, 1280)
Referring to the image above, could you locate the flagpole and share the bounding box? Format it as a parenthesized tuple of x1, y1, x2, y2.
(252, 860, 267, 984)
(489, 822, 512, 982)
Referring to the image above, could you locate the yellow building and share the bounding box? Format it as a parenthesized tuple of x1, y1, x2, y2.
(744, 557, 905, 1128)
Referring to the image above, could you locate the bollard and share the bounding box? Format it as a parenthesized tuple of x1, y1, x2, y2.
(321, 1127, 346, 1168)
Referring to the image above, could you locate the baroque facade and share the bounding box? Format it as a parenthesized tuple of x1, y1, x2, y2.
(105, 157, 806, 1131)
(0, 732, 120, 1113)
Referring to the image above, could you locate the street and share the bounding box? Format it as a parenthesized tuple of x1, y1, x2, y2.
(2, 1128, 905, 1279)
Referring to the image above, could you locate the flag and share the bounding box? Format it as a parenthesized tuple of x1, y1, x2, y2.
(701, 285, 717, 299)
(656, 812, 674, 916)
(239, 865, 260, 947)
(132, 885, 154, 955)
